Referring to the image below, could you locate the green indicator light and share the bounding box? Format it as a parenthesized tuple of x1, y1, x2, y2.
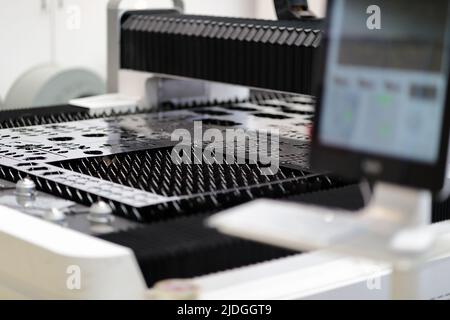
(344, 110, 353, 121)
(378, 124, 392, 137)
(377, 94, 392, 107)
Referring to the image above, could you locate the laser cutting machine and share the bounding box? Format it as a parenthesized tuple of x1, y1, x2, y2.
(1, 0, 450, 299)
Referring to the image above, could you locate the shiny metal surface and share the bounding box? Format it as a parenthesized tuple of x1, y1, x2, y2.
(0, 97, 315, 210)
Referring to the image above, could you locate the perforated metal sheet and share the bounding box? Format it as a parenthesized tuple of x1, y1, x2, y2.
(0, 95, 339, 222)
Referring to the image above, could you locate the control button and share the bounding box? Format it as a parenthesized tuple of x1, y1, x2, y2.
(333, 76, 349, 87)
(87, 201, 115, 225)
(358, 78, 374, 90)
(410, 84, 437, 101)
(385, 81, 400, 93)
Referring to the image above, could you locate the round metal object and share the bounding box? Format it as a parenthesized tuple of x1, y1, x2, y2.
(87, 201, 115, 225)
(15, 178, 37, 207)
(43, 208, 67, 225)
(15, 177, 37, 197)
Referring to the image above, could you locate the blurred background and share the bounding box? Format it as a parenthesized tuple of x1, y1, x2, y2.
(0, 0, 326, 109)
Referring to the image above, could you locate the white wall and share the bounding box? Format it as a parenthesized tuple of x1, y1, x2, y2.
(0, 0, 260, 100)
(185, 0, 256, 17)
(0, 0, 325, 101)
(0, 0, 52, 100)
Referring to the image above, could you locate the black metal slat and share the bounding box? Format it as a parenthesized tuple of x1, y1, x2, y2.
(50, 146, 344, 222)
(120, 13, 323, 95)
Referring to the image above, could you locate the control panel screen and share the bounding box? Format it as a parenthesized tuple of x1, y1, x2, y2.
(320, 0, 450, 164)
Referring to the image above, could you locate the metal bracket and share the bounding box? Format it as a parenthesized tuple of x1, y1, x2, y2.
(106, 0, 185, 93)
(274, 0, 315, 20)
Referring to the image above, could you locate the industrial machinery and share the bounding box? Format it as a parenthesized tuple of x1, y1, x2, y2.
(1, 0, 450, 299)
(209, 0, 450, 300)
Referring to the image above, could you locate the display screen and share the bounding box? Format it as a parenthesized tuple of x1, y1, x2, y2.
(319, 0, 450, 163)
